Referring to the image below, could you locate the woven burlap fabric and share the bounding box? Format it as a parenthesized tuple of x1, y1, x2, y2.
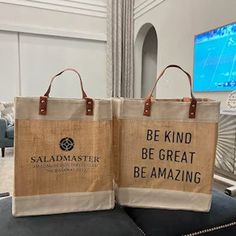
(114, 98, 220, 212)
(14, 97, 114, 217)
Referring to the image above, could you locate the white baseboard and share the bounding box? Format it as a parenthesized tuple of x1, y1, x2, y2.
(214, 174, 236, 187)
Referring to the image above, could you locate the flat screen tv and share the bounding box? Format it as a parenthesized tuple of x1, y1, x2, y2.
(193, 22, 236, 92)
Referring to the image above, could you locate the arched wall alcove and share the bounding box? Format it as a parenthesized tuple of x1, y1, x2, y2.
(134, 23, 158, 98)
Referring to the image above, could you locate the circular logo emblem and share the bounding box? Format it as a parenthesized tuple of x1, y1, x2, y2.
(227, 90, 236, 109)
(59, 137, 74, 151)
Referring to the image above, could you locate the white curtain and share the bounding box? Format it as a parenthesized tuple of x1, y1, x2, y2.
(107, 0, 134, 97)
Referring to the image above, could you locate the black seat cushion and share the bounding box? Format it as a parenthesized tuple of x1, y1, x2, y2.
(0, 197, 144, 236)
(125, 190, 236, 236)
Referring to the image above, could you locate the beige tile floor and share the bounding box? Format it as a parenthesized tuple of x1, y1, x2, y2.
(0, 148, 14, 195)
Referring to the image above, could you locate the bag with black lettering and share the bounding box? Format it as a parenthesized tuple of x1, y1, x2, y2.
(14, 68, 114, 216)
(114, 65, 220, 212)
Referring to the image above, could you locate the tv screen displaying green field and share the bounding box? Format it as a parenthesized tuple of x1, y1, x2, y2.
(193, 22, 236, 92)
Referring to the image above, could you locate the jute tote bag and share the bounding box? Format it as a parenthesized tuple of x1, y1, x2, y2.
(13, 68, 114, 216)
(114, 65, 220, 212)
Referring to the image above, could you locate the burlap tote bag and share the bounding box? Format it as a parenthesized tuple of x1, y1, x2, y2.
(114, 65, 220, 212)
(13, 68, 114, 216)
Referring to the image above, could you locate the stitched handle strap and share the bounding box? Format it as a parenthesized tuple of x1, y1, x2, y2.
(44, 68, 88, 98)
(39, 68, 93, 116)
(143, 64, 197, 118)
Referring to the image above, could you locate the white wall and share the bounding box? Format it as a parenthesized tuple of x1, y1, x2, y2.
(134, 0, 236, 110)
(0, 31, 19, 101)
(0, 1, 107, 39)
(0, 0, 107, 101)
(20, 33, 107, 98)
(141, 26, 157, 97)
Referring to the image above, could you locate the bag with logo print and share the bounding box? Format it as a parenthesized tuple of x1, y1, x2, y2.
(114, 65, 220, 212)
(13, 68, 114, 216)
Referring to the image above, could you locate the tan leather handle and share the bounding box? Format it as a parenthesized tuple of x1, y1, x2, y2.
(39, 68, 93, 116)
(44, 68, 88, 98)
(143, 64, 197, 119)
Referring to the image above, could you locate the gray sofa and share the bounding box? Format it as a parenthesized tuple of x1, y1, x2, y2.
(0, 190, 236, 235)
(0, 118, 14, 157)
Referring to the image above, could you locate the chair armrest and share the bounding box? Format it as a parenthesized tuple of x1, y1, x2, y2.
(0, 118, 7, 141)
